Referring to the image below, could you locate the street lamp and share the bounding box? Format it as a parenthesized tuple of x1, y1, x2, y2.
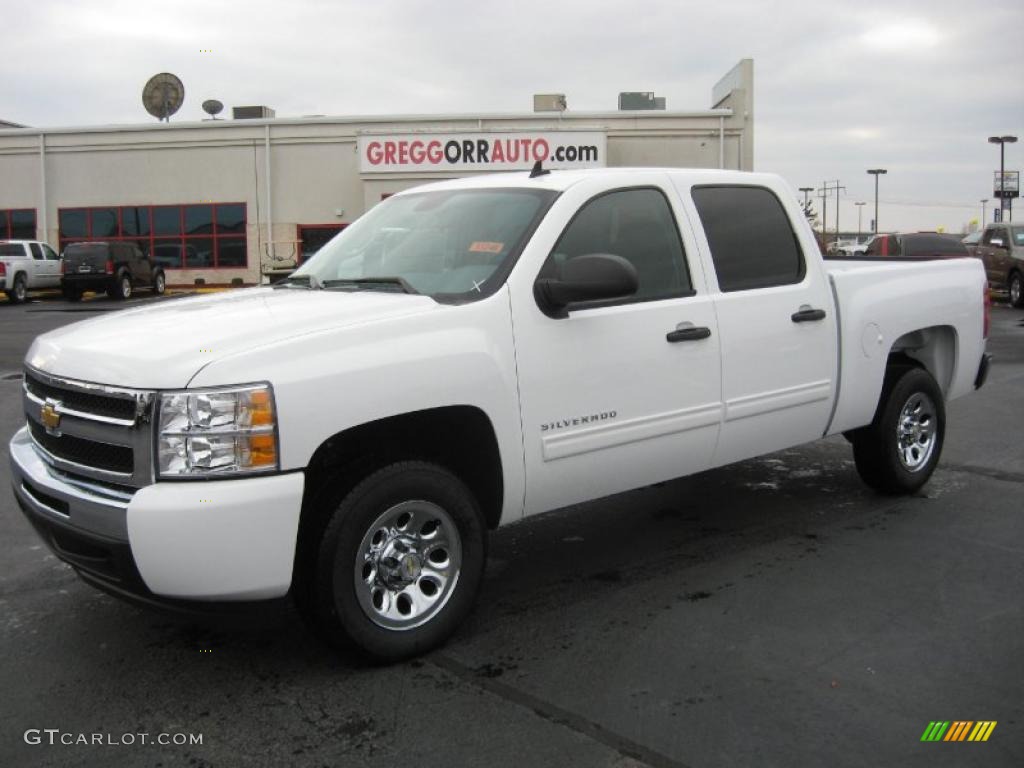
(855, 201, 866, 242)
(981, 198, 988, 224)
(799, 186, 814, 214)
(867, 169, 887, 233)
(988, 135, 1018, 222)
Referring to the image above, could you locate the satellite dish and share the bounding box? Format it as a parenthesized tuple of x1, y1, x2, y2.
(142, 73, 184, 122)
(201, 99, 224, 120)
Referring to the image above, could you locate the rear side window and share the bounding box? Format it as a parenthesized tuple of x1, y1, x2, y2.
(544, 187, 692, 302)
(692, 186, 805, 292)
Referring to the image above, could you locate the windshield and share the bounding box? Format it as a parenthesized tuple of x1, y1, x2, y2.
(291, 187, 556, 300)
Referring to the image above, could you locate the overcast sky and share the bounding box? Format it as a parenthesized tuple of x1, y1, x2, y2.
(3, 0, 1022, 234)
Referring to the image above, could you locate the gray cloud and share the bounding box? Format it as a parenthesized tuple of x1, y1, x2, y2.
(2, 0, 1022, 231)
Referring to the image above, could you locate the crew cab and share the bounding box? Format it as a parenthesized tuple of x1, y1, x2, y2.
(9, 169, 991, 661)
(0, 240, 62, 303)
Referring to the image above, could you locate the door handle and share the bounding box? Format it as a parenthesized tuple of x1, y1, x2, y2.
(666, 326, 712, 342)
(791, 307, 827, 323)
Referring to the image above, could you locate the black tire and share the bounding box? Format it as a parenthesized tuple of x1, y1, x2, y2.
(152, 271, 166, 296)
(108, 272, 132, 300)
(1009, 271, 1024, 309)
(851, 366, 945, 494)
(297, 461, 486, 662)
(7, 273, 28, 304)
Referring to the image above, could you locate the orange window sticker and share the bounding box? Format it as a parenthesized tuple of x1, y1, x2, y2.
(468, 241, 504, 254)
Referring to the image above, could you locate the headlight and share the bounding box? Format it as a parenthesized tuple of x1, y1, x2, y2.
(157, 384, 279, 478)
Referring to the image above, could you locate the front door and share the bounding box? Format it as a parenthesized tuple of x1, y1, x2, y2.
(510, 178, 723, 517)
(684, 181, 837, 467)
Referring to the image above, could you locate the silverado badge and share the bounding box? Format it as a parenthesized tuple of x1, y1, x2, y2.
(41, 400, 62, 433)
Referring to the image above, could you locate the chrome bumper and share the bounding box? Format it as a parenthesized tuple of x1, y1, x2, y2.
(9, 425, 131, 541)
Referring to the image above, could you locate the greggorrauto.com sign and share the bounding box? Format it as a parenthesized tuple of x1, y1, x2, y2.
(358, 132, 606, 173)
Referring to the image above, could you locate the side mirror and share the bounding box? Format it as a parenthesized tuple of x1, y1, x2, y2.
(534, 253, 639, 318)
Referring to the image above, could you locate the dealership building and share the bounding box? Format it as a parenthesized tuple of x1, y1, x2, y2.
(0, 60, 753, 286)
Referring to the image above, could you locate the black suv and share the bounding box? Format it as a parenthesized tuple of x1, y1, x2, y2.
(61, 242, 165, 301)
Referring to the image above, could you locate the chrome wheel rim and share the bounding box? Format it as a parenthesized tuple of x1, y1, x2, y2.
(156, 275, 165, 293)
(354, 500, 462, 631)
(1011, 275, 1022, 306)
(121, 278, 131, 298)
(896, 392, 937, 471)
(15, 279, 26, 301)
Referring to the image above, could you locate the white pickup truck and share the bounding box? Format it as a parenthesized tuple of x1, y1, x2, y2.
(10, 169, 991, 660)
(1, 240, 62, 303)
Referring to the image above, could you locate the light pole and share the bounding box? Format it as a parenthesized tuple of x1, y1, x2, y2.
(989, 135, 1018, 222)
(867, 169, 887, 233)
(855, 201, 866, 242)
(799, 186, 814, 215)
(981, 198, 988, 224)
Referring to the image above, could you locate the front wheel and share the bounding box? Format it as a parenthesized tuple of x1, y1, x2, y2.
(1009, 271, 1023, 308)
(152, 271, 166, 295)
(852, 366, 945, 494)
(298, 461, 486, 662)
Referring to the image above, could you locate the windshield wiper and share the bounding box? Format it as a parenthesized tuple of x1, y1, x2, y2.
(274, 274, 321, 289)
(321, 277, 419, 294)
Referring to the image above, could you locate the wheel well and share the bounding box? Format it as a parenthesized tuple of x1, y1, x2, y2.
(300, 405, 504, 531)
(887, 325, 956, 394)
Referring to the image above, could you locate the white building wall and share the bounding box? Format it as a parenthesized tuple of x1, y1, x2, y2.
(0, 62, 754, 286)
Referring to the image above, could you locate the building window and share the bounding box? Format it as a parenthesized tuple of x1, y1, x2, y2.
(58, 203, 247, 269)
(297, 224, 347, 263)
(1, 209, 37, 240)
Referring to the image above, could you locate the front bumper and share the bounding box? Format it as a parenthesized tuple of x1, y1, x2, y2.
(10, 426, 304, 605)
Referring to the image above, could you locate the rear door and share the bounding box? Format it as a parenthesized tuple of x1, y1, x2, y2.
(35, 243, 62, 286)
(684, 182, 837, 467)
(130, 243, 152, 284)
(27, 242, 47, 286)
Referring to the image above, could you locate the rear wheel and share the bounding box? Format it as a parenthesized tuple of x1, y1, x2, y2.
(1009, 271, 1023, 308)
(152, 271, 166, 296)
(852, 366, 945, 494)
(6, 273, 28, 304)
(297, 461, 486, 662)
(108, 273, 132, 300)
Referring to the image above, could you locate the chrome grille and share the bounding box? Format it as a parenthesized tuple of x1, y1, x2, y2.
(28, 420, 134, 474)
(24, 372, 137, 422)
(23, 367, 155, 489)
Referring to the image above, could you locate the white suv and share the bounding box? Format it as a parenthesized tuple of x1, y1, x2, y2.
(0, 240, 62, 303)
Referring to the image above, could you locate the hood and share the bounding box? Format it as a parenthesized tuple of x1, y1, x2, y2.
(27, 287, 440, 388)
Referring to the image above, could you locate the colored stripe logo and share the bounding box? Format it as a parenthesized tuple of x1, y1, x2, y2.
(921, 721, 997, 742)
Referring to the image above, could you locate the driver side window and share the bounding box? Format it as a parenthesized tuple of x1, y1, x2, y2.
(541, 187, 692, 303)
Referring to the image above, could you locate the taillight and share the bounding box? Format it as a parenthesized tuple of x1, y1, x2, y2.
(983, 284, 991, 339)
(0, 262, 6, 278)
(60, 260, 66, 274)
(105, 259, 114, 275)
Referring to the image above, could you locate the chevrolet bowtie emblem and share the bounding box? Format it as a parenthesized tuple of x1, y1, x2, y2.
(41, 401, 62, 431)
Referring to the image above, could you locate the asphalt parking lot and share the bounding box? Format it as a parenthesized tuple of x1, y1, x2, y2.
(1, 293, 1021, 768)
